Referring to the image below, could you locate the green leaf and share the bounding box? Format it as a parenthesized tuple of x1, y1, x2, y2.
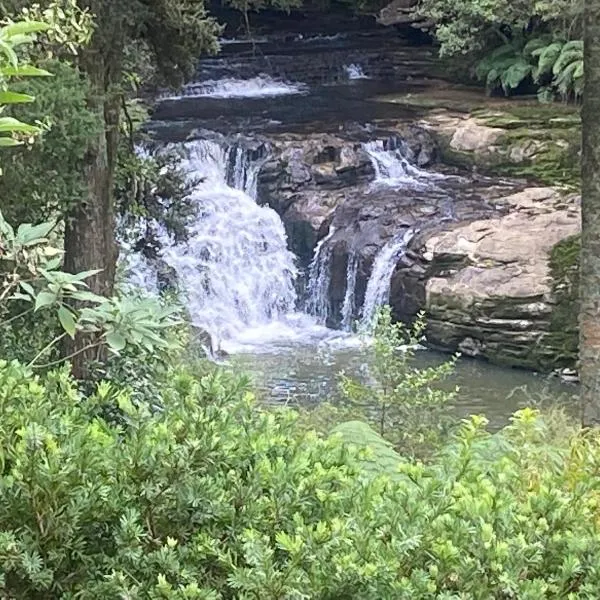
(0, 137, 22, 147)
(534, 42, 564, 81)
(0, 91, 34, 104)
(57, 306, 77, 338)
(1, 21, 51, 38)
(331, 421, 404, 477)
(68, 269, 102, 282)
(1, 65, 52, 78)
(0, 117, 40, 134)
(0, 40, 18, 67)
(106, 331, 126, 352)
(501, 61, 532, 92)
(19, 281, 34, 297)
(34, 291, 56, 311)
(16, 221, 55, 245)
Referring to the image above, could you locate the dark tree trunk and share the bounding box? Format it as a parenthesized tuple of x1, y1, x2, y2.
(580, 0, 600, 425)
(63, 47, 121, 379)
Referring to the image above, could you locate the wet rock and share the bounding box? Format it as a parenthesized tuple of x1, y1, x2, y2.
(257, 128, 438, 266)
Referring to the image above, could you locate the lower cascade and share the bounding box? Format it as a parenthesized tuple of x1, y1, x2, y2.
(156, 139, 300, 350)
(135, 134, 442, 349)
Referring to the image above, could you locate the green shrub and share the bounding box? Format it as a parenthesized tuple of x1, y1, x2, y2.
(305, 307, 458, 459)
(2, 360, 600, 598)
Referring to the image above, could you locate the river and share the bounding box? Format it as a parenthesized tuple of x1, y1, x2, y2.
(137, 26, 577, 428)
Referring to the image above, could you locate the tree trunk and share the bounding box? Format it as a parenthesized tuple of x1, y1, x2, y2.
(580, 0, 600, 425)
(63, 48, 120, 379)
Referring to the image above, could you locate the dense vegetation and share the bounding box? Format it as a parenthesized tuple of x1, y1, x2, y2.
(2, 3, 600, 598)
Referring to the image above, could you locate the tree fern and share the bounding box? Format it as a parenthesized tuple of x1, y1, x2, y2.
(553, 47, 583, 76)
(532, 41, 564, 81)
(555, 59, 581, 97)
(501, 60, 533, 92)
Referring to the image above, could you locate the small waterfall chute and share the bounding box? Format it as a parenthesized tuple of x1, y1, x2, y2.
(155, 139, 299, 349)
(340, 252, 358, 331)
(344, 64, 369, 80)
(305, 226, 336, 323)
(360, 227, 416, 328)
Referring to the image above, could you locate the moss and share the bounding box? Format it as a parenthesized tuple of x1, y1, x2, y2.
(532, 234, 580, 369)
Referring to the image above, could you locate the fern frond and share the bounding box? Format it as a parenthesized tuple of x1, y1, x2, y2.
(553, 48, 583, 76)
(523, 36, 552, 58)
(534, 42, 564, 81)
(501, 60, 532, 92)
(554, 59, 580, 97)
(561, 40, 583, 53)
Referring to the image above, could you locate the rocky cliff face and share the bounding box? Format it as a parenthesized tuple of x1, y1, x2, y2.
(392, 188, 580, 370)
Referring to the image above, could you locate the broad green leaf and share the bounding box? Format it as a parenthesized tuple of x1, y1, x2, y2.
(68, 269, 102, 282)
(44, 256, 62, 270)
(1, 65, 52, 77)
(70, 290, 105, 303)
(0, 137, 22, 147)
(0, 91, 34, 104)
(19, 281, 34, 296)
(1, 21, 50, 38)
(0, 117, 40, 134)
(57, 306, 77, 338)
(106, 331, 126, 352)
(17, 221, 55, 245)
(34, 291, 56, 311)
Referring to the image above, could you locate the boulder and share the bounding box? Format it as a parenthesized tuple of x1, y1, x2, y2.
(420, 200, 580, 369)
(450, 118, 504, 152)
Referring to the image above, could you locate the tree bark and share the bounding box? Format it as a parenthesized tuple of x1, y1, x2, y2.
(580, 0, 600, 425)
(63, 47, 120, 379)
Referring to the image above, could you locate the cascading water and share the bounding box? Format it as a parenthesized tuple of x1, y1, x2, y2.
(363, 140, 440, 188)
(340, 252, 358, 331)
(305, 226, 336, 323)
(157, 139, 300, 351)
(360, 228, 416, 327)
(344, 64, 368, 80)
(160, 75, 308, 100)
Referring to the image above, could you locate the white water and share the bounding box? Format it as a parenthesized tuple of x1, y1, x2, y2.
(156, 140, 301, 351)
(344, 64, 369, 80)
(363, 140, 441, 188)
(133, 139, 355, 354)
(305, 226, 336, 323)
(360, 228, 416, 327)
(161, 75, 308, 100)
(340, 252, 359, 331)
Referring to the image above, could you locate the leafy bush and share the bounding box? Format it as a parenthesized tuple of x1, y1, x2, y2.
(2, 361, 600, 598)
(475, 37, 584, 99)
(305, 307, 458, 459)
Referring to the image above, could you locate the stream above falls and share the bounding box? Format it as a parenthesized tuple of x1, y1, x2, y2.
(136, 25, 577, 426)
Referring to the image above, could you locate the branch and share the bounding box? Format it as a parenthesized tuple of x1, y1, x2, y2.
(31, 340, 103, 370)
(28, 332, 67, 368)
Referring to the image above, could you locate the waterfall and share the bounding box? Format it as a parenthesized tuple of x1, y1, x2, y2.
(344, 64, 368, 80)
(362, 140, 436, 187)
(160, 75, 308, 100)
(360, 228, 416, 327)
(340, 252, 358, 331)
(159, 139, 298, 349)
(305, 226, 336, 323)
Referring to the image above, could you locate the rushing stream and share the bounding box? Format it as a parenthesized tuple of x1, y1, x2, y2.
(140, 28, 576, 426)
